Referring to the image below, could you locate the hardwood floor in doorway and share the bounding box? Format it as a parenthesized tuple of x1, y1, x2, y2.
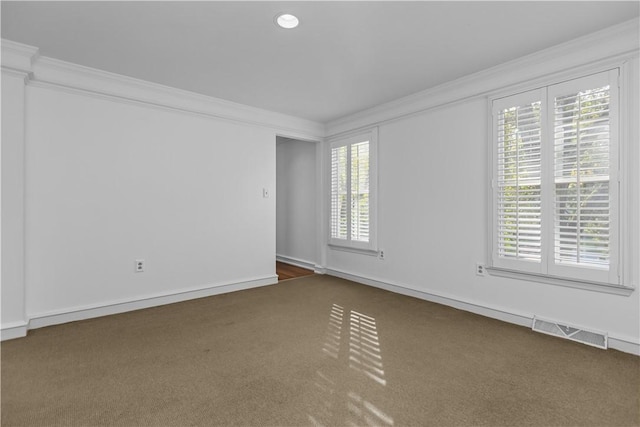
(276, 261, 315, 281)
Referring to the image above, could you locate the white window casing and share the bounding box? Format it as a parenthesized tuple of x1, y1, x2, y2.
(490, 68, 629, 289)
(329, 128, 378, 252)
(492, 88, 546, 275)
(547, 71, 619, 284)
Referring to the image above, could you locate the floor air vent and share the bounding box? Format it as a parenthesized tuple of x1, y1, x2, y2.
(532, 316, 607, 349)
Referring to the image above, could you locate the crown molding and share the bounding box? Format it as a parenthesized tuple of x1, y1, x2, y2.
(31, 56, 325, 138)
(4, 17, 638, 140)
(1, 66, 31, 84)
(1, 38, 324, 139)
(31, 56, 325, 137)
(326, 18, 640, 137)
(1, 39, 39, 72)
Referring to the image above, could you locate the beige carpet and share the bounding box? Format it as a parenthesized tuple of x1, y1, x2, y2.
(2, 275, 639, 426)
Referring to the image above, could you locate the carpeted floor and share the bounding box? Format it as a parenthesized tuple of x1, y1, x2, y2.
(2, 275, 639, 426)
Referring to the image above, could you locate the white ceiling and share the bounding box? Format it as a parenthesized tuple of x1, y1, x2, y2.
(2, 1, 638, 123)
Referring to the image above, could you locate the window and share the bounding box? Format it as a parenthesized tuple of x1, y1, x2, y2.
(330, 128, 378, 252)
(490, 70, 622, 286)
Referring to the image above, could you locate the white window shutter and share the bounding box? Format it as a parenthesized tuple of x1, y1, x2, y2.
(492, 89, 545, 274)
(547, 70, 619, 284)
(497, 102, 543, 260)
(329, 128, 377, 251)
(350, 141, 370, 242)
(331, 145, 348, 240)
(491, 70, 620, 285)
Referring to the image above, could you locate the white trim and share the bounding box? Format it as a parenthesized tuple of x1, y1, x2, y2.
(1, 38, 324, 139)
(547, 70, 620, 284)
(0, 321, 29, 341)
(1, 68, 28, 342)
(313, 265, 327, 275)
(1, 39, 39, 71)
(4, 18, 637, 139)
(326, 268, 640, 356)
(328, 127, 378, 251)
(326, 18, 639, 137)
(316, 139, 329, 271)
(28, 79, 316, 139)
(327, 244, 378, 257)
(619, 58, 640, 290)
(0, 66, 31, 83)
(489, 68, 630, 286)
(490, 87, 545, 275)
(487, 267, 634, 296)
(276, 254, 316, 271)
(273, 133, 325, 273)
(27, 275, 277, 330)
(608, 336, 640, 356)
(327, 268, 533, 327)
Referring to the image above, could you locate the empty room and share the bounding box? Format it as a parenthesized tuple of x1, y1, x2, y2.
(1, 1, 639, 426)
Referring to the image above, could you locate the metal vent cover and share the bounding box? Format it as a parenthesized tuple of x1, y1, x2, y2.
(532, 316, 607, 349)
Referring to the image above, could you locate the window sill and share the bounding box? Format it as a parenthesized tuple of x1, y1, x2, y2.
(328, 244, 379, 257)
(486, 267, 635, 296)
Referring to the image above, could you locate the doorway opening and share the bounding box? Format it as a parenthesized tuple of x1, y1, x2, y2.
(276, 261, 315, 281)
(275, 135, 319, 281)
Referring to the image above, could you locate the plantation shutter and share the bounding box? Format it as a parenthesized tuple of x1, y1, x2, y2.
(331, 145, 348, 240)
(493, 89, 545, 273)
(329, 128, 377, 251)
(547, 70, 618, 284)
(491, 70, 619, 285)
(553, 86, 611, 268)
(351, 142, 370, 242)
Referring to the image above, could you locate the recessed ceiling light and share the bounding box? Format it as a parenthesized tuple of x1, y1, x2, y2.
(275, 13, 299, 29)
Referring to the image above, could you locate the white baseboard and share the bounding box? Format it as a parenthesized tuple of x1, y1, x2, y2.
(8, 270, 638, 356)
(1, 321, 29, 341)
(27, 275, 278, 331)
(326, 268, 640, 356)
(275, 254, 317, 271)
(313, 265, 327, 274)
(608, 336, 640, 355)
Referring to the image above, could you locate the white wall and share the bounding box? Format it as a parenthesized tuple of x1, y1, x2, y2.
(276, 137, 317, 266)
(323, 22, 640, 353)
(327, 94, 640, 347)
(2, 20, 638, 353)
(1, 39, 323, 334)
(23, 84, 278, 318)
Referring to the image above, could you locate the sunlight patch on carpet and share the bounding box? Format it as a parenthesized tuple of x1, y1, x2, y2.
(308, 303, 394, 426)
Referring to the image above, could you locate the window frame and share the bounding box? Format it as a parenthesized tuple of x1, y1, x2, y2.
(492, 88, 546, 275)
(488, 67, 632, 292)
(328, 127, 378, 253)
(546, 71, 620, 285)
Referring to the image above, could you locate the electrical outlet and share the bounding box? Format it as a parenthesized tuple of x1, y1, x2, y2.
(476, 262, 486, 276)
(378, 250, 385, 260)
(135, 259, 145, 273)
